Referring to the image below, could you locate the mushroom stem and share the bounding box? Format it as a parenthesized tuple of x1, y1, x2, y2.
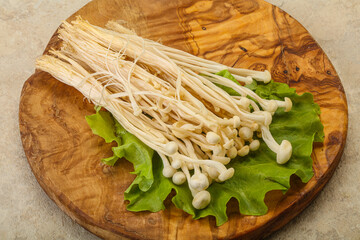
(275, 97, 293, 112)
(37, 18, 295, 212)
(260, 125, 292, 164)
(159, 153, 176, 178)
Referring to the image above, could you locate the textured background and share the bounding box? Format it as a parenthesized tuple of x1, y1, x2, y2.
(0, 0, 359, 239)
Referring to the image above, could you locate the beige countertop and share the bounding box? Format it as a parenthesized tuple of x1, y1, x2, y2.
(1, 0, 359, 239)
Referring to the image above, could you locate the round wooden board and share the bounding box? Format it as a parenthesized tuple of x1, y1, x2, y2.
(19, 0, 348, 239)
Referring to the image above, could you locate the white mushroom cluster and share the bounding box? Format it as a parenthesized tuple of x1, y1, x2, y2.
(36, 17, 293, 210)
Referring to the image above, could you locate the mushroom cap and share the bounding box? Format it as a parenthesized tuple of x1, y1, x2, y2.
(192, 190, 211, 209)
(246, 76, 253, 84)
(165, 141, 178, 155)
(262, 70, 272, 83)
(187, 162, 194, 170)
(233, 116, 241, 128)
(250, 123, 259, 131)
(276, 140, 292, 164)
(213, 144, 223, 156)
(239, 97, 251, 109)
(207, 167, 219, 179)
(263, 111, 272, 126)
(284, 97, 293, 112)
(227, 147, 238, 159)
(218, 168, 235, 182)
(239, 126, 253, 140)
(171, 159, 182, 169)
(206, 131, 221, 144)
(161, 114, 169, 122)
(238, 145, 250, 157)
(190, 173, 210, 191)
(249, 139, 260, 151)
(172, 171, 186, 185)
(223, 139, 235, 149)
(162, 165, 177, 178)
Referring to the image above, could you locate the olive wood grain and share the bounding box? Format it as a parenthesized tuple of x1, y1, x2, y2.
(19, 0, 348, 239)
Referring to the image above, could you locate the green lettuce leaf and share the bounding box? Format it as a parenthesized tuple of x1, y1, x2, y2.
(85, 108, 121, 145)
(86, 70, 324, 226)
(86, 109, 154, 192)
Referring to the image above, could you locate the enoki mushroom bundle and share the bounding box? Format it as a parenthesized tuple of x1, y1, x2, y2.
(36, 17, 293, 210)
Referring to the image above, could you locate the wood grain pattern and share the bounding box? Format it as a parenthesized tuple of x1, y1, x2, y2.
(19, 0, 348, 239)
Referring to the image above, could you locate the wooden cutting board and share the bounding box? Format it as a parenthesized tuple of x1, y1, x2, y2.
(19, 0, 348, 239)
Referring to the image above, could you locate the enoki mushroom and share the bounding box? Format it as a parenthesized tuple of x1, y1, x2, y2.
(36, 17, 293, 210)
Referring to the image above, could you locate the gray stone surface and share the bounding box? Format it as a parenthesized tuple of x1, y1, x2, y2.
(0, 0, 358, 239)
